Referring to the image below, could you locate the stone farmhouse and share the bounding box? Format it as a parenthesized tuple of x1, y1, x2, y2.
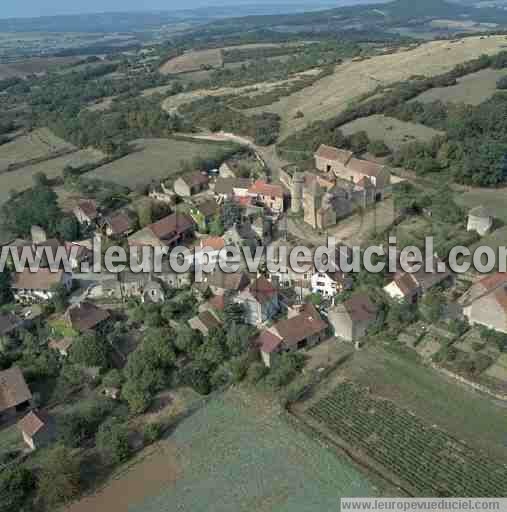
(128, 212, 195, 251)
(256, 303, 328, 367)
(248, 180, 286, 214)
(173, 171, 209, 197)
(73, 199, 98, 226)
(236, 276, 280, 326)
(328, 292, 379, 342)
(101, 210, 136, 238)
(204, 270, 251, 296)
(384, 255, 452, 303)
(65, 302, 110, 333)
(12, 269, 72, 303)
(213, 177, 252, 202)
(459, 272, 507, 334)
(467, 206, 493, 237)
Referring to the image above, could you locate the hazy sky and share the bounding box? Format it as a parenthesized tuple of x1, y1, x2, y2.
(2, 1, 350, 19)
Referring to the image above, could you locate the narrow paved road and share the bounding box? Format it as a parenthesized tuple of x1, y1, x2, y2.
(183, 131, 288, 181)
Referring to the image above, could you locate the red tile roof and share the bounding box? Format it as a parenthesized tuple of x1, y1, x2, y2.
(477, 272, 507, 293)
(17, 410, 48, 437)
(66, 302, 110, 332)
(107, 212, 134, 236)
(0, 367, 32, 413)
(276, 304, 326, 341)
(201, 237, 225, 251)
(149, 213, 194, 240)
(248, 180, 285, 198)
(347, 158, 385, 178)
(181, 171, 209, 188)
(343, 293, 378, 323)
(393, 272, 419, 297)
(207, 271, 250, 292)
(257, 330, 283, 354)
(315, 145, 353, 165)
(247, 276, 278, 304)
(76, 200, 98, 220)
(12, 269, 66, 291)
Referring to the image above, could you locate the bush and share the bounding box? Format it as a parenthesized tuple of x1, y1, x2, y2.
(367, 139, 391, 157)
(497, 76, 507, 90)
(143, 422, 163, 445)
(61, 399, 114, 448)
(0, 467, 35, 512)
(265, 353, 305, 389)
(96, 416, 130, 465)
(36, 446, 81, 510)
(246, 362, 268, 384)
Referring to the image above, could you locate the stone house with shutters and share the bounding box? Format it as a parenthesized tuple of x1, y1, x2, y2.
(328, 293, 379, 342)
(173, 171, 209, 197)
(235, 276, 280, 326)
(257, 303, 328, 367)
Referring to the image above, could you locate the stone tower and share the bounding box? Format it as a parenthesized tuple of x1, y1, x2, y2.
(304, 180, 324, 229)
(291, 172, 305, 214)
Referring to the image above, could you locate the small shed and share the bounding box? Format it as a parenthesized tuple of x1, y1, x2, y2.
(142, 280, 166, 304)
(17, 410, 55, 451)
(467, 206, 493, 236)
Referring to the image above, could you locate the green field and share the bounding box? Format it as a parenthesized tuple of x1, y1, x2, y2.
(87, 137, 237, 188)
(0, 128, 75, 171)
(130, 389, 376, 512)
(456, 187, 507, 224)
(308, 382, 507, 496)
(0, 147, 105, 207)
(413, 68, 507, 106)
(341, 115, 445, 151)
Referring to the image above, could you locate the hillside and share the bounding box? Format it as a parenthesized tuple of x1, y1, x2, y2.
(201, 0, 507, 37)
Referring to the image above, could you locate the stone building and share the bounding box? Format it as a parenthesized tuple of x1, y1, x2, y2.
(467, 206, 493, 236)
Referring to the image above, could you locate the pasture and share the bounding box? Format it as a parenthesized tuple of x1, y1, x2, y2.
(87, 137, 237, 188)
(161, 75, 306, 114)
(248, 35, 507, 137)
(159, 49, 223, 75)
(0, 128, 75, 171)
(456, 187, 507, 224)
(412, 68, 507, 106)
(159, 43, 285, 76)
(486, 353, 507, 383)
(341, 115, 444, 151)
(0, 148, 105, 206)
(66, 389, 376, 512)
(131, 389, 374, 512)
(0, 56, 79, 79)
(307, 382, 507, 496)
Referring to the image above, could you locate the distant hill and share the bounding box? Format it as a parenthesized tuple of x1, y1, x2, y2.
(202, 0, 507, 34)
